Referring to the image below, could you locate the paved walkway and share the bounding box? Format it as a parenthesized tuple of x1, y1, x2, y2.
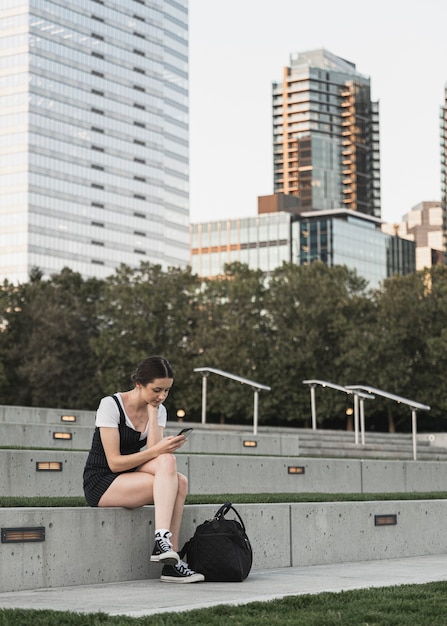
(0, 554, 446, 617)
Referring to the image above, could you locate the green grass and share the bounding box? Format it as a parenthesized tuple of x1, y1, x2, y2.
(1, 492, 447, 508)
(1, 582, 446, 625)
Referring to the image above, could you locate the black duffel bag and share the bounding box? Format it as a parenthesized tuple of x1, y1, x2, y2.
(179, 502, 253, 582)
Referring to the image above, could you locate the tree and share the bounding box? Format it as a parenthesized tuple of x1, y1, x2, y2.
(0, 268, 102, 408)
(261, 261, 370, 427)
(359, 268, 446, 432)
(193, 262, 270, 424)
(91, 262, 203, 420)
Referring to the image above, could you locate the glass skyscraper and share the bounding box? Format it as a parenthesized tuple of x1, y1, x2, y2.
(0, 0, 189, 283)
(272, 49, 381, 218)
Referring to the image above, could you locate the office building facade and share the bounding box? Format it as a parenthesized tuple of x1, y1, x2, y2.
(191, 211, 293, 279)
(0, 0, 189, 283)
(191, 195, 415, 289)
(296, 209, 415, 287)
(272, 49, 381, 217)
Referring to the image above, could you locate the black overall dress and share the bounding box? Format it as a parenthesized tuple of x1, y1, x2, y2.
(83, 395, 148, 507)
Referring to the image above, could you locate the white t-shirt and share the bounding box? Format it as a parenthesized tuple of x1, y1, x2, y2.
(95, 394, 167, 441)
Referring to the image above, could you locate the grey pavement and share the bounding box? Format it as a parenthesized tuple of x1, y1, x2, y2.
(0, 554, 446, 618)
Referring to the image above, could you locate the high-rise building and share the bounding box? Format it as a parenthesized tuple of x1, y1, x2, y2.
(382, 201, 443, 270)
(272, 49, 381, 217)
(0, 0, 189, 283)
(441, 84, 447, 261)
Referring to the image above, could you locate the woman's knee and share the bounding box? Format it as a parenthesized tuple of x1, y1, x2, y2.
(138, 453, 177, 475)
(157, 453, 177, 473)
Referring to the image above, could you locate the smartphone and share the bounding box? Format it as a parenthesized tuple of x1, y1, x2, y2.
(178, 427, 193, 439)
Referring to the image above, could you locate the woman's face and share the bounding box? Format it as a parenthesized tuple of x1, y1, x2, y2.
(141, 377, 173, 407)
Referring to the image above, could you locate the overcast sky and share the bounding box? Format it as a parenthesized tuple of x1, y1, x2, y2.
(188, 0, 447, 225)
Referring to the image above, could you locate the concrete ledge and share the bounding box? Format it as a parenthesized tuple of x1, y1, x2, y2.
(2, 450, 447, 497)
(0, 423, 301, 455)
(0, 405, 95, 427)
(1, 500, 447, 592)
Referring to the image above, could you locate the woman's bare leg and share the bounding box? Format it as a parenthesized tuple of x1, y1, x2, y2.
(145, 454, 179, 530)
(98, 453, 187, 547)
(98, 472, 154, 508)
(167, 473, 188, 550)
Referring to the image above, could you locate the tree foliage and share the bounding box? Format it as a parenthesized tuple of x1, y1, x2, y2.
(1, 262, 447, 433)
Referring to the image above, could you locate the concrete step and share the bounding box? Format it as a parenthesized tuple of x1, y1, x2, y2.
(1, 402, 446, 462)
(3, 420, 447, 462)
(1, 500, 447, 592)
(2, 449, 447, 498)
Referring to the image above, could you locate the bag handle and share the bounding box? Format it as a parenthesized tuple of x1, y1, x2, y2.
(215, 501, 246, 531)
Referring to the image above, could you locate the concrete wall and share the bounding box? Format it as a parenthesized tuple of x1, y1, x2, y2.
(1, 500, 447, 592)
(2, 450, 447, 498)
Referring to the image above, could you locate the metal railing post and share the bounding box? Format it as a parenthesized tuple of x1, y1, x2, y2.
(200, 372, 208, 425)
(360, 397, 366, 446)
(412, 409, 417, 461)
(253, 388, 259, 435)
(310, 384, 317, 430)
(353, 393, 359, 445)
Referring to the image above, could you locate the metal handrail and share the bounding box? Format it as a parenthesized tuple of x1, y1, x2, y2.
(302, 379, 374, 444)
(194, 367, 271, 435)
(346, 385, 431, 460)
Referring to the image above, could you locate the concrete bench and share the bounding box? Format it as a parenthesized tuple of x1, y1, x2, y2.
(1, 500, 447, 592)
(2, 449, 447, 498)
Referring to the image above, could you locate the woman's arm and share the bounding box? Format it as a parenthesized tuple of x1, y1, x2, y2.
(100, 427, 185, 473)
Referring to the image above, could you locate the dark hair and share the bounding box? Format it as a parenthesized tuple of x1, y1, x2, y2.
(130, 355, 175, 387)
